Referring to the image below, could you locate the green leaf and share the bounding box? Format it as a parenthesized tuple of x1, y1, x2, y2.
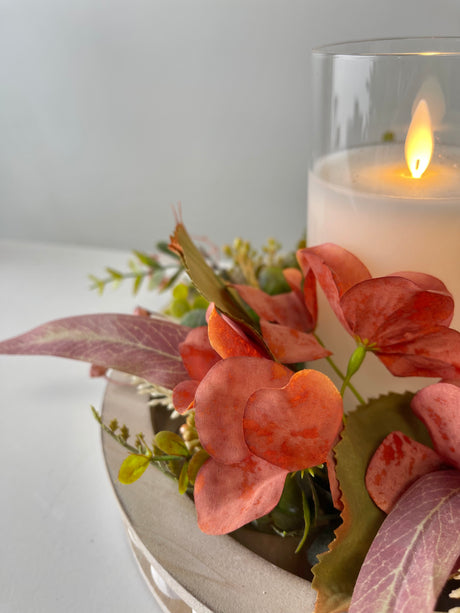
(180, 308, 208, 328)
(178, 461, 189, 494)
(154, 431, 189, 457)
(106, 267, 123, 280)
(118, 454, 151, 484)
(187, 449, 210, 484)
(169, 222, 265, 347)
(132, 274, 143, 295)
(172, 283, 189, 300)
(88, 275, 105, 295)
(132, 250, 160, 269)
(312, 392, 433, 613)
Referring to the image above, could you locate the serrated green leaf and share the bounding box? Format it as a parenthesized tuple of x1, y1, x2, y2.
(178, 461, 189, 494)
(118, 454, 151, 484)
(312, 392, 433, 613)
(154, 431, 189, 457)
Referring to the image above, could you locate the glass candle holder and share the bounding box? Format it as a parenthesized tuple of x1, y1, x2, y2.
(307, 38, 460, 402)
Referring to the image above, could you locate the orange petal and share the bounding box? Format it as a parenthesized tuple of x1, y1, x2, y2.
(194, 357, 292, 464)
(207, 306, 264, 358)
(194, 456, 287, 534)
(244, 369, 343, 471)
(260, 320, 330, 363)
(297, 243, 371, 333)
(233, 284, 314, 332)
(172, 379, 199, 413)
(179, 326, 221, 380)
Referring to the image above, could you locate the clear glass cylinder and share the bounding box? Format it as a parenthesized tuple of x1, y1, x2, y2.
(307, 38, 460, 403)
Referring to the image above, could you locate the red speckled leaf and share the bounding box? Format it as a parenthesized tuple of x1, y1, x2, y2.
(244, 369, 342, 471)
(194, 357, 292, 464)
(365, 431, 443, 513)
(194, 455, 287, 534)
(0, 313, 189, 389)
(349, 470, 460, 613)
(411, 382, 460, 470)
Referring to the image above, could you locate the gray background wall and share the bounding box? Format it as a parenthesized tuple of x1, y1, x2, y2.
(1, 0, 459, 251)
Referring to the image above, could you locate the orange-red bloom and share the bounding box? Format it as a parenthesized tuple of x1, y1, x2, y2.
(298, 243, 460, 380)
(193, 358, 343, 534)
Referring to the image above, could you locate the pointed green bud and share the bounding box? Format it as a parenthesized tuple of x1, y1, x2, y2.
(345, 345, 367, 380)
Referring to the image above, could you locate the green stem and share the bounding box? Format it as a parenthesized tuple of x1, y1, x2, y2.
(315, 335, 365, 405)
(295, 489, 311, 554)
(92, 407, 190, 462)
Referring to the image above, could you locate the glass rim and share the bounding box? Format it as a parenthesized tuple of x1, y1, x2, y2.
(312, 36, 460, 57)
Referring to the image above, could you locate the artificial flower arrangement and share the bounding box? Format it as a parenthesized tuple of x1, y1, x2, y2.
(1, 215, 459, 613)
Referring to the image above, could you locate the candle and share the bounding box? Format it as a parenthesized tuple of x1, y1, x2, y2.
(307, 98, 460, 402)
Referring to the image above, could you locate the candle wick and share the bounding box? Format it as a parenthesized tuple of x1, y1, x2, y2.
(415, 159, 420, 171)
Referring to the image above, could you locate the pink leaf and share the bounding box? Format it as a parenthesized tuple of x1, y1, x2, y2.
(243, 369, 343, 471)
(0, 313, 189, 389)
(365, 431, 444, 513)
(412, 382, 460, 470)
(349, 470, 460, 613)
(194, 456, 288, 534)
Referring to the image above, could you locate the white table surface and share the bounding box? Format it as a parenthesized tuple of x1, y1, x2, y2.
(0, 239, 164, 613)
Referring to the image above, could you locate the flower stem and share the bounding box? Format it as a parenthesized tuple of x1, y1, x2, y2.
(315, 335, 365, 405)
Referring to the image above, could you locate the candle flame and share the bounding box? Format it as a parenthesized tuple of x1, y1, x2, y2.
(405, 99, 433, 178)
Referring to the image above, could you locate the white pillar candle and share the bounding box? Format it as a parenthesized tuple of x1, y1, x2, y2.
(307, 142, 460, 404)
